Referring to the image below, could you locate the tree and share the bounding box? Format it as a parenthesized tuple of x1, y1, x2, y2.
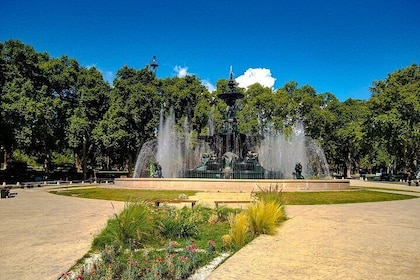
(40, 55, 81, 168)
(67, 66, 111, 178)
(160, 75, 208, 122)
(0, 40, 54, 166)
(237, 83, 285, 135)
(368, 64, 420, 176)
(329, 99, 368, 178)
(93, 66, 160, 172)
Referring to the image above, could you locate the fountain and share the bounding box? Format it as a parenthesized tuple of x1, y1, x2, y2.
(118, 71, 349, 191)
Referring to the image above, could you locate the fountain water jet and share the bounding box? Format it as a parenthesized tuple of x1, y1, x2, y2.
(156, 110, 182, 178)
(121, 70, 349, 191)
(132, 71, 329, 179)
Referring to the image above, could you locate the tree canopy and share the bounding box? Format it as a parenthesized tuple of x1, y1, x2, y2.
(1, 39, 419, 178)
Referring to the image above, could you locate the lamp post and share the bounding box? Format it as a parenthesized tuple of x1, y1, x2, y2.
(0, 146, 6, 170)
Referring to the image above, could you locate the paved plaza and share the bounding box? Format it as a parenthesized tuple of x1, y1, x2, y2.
(0, 181, 419, 279)
(0, 186, 125, 280)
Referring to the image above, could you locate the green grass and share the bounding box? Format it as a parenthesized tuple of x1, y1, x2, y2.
(51, 187, 417, 205)
(281, 190, 417, 205)
(50, 187, 197, 202)
(358, 186, 420, 193)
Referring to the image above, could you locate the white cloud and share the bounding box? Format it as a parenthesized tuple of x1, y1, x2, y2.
(202, 79, 216, 92)
(173, 65, 214, 92)
(173, 65, 191, 78)
(235, 68, 276, 89)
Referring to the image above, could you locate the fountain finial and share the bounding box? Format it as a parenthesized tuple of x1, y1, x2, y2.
(149, 56, 159, 74)
(218, 68, 244, 107)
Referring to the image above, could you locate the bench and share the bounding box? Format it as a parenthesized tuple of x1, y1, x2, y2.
(1, 187, 17, 199)
(214, 200, 253, 208)
(154, 199, 197, 208)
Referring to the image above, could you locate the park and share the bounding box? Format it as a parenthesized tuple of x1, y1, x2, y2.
(1, 40, 420, 279)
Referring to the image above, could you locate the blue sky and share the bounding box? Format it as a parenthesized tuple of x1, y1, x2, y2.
(1, 0, 419, 100)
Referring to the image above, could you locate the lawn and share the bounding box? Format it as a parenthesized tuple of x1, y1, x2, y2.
(281, 189, 416, 205)
(51, 187, 417, 205)
(50, 187, 197, 202)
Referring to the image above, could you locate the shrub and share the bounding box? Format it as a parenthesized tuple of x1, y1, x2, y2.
(246, 200, 284, 235)
(208, 206, 237, 225)
(228, 212, 249, 247)
(221, 234, 232, 248)
(253, 184, 287, 222)
(159, 206, 201, 239)
(93, 202, 157, 249)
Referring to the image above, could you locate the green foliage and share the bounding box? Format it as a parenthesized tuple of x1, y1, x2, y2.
(159, 206, 203, 239)
(369, 64, 420, 175)
(211, 205, 238, 223)
(51, 150, 75, 166)
(93, 202, 157, 249)
(12, 149, 38, 167)
(1, 39, 419, 177)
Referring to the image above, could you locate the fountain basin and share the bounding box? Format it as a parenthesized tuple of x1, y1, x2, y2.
(114, 178, 350, 192)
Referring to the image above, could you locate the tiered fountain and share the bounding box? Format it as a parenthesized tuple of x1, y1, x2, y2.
(183, 72, 280, 179)
(115, 72, 350, 191)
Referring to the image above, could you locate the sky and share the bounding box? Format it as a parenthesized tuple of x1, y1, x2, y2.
(1, 0, 419, 100)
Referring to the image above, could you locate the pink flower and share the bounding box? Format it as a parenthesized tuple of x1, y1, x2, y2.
(178, 256, 189, 262)
(208, 240, 216, 247)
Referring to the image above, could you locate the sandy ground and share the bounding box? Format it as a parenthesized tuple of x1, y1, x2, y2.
(207, 181, 420, 280)
(0, 181, 419, 279)
(0, 186, 125, 280)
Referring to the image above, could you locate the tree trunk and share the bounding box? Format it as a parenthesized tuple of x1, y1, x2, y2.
(346, 150, 352, 178)
(82, 135, 87, 180)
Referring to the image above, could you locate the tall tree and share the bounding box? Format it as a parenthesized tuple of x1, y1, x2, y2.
(0, 40, 53, 165)
(335, 99, 368, 177)
(160, 75, 208, 121)
(40, 55, 80, 166)
(67, 66, 111, 178)
(93, 66, 160, 171)
(369, 64, 420, 176)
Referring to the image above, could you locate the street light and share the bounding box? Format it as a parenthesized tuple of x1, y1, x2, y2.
(0, 146, 6, 170)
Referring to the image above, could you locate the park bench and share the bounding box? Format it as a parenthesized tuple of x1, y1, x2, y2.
(214, 200, 253, 208)
(407, 180, 419, 187)
(153, 199, 197, 208)
(0, 187, 17, 199)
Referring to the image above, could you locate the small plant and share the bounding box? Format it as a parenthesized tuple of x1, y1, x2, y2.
(254, 184, 284, 204)
(228, 212, 249, 247)
(209, 205, 238, 225)
(93, 202, 157, 250)
(221, 234, 233, 248)
(253, 184, 287, 222)
(208, 213, 219, 225)
(207, 240, 216, 255)
(159, 206, 201, 239)
(246, 200, 284, 235)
